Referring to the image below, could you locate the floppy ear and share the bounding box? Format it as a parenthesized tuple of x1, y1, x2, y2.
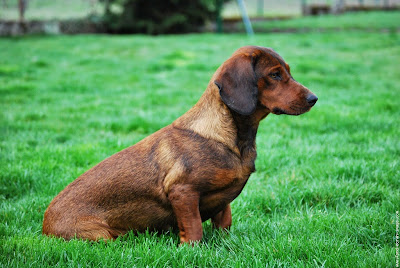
(214, 54, 258, 116)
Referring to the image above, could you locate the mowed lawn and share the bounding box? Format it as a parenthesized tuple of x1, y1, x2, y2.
(1, 13, 399, 267)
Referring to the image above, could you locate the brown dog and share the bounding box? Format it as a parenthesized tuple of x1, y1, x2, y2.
(42, 46, 317, 243)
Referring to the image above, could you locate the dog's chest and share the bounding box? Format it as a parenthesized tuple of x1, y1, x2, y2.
(199, 161, 254, 215)
(210, 162, 253, 189)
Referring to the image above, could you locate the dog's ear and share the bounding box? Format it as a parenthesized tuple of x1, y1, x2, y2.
(214, 53, 258, 116)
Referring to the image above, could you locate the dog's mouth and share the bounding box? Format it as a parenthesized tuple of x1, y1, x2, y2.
(272, 107, 288, 115)
(272, 105, 312, 116)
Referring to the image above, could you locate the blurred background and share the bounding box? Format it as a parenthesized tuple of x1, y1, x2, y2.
(0, 0, 399, 35)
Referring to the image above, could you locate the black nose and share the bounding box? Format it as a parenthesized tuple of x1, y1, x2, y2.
(306, 94, 318, 106)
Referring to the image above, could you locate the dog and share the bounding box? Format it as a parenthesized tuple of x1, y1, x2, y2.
(42, 46, 317, 244)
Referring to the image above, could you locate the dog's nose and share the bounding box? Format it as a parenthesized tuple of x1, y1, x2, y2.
(306, 94, 318, 106)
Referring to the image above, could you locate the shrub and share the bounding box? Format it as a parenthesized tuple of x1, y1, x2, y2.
(102, 0, 226, 34)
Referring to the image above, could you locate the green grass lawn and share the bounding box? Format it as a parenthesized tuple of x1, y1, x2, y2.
(251, 11, 400, 32)
(1, 15, 400, 267)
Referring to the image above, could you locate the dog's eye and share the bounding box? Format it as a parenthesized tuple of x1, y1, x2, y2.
(269, 72, 281, 80)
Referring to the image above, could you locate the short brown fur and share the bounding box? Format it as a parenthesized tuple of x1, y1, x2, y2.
(43, 46, 317, 243)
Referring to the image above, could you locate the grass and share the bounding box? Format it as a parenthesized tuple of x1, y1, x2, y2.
(251, 11, 400, 32)
(1, 13, 399, 267)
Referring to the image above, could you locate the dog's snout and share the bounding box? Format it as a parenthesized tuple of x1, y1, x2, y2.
(306, 94, 318, 106)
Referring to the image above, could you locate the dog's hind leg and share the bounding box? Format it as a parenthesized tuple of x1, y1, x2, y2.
(74, 216, 124, 241)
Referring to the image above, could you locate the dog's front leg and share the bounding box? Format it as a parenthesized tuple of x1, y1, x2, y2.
(211, 204, 232, 230)
(168, 185, 202, 244)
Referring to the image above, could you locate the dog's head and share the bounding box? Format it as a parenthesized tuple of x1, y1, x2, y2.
(214, 46, 317, 116)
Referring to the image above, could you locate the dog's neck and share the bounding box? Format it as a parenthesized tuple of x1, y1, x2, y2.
(173, 82, 238, 154)
(230, 105, 268, 156)
(173, 82, 269, 163)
